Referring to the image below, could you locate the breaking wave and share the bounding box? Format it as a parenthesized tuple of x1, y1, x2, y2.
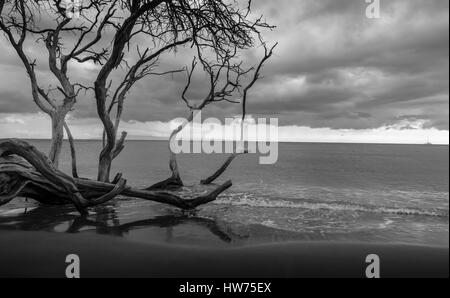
(216, 193, 449, 218)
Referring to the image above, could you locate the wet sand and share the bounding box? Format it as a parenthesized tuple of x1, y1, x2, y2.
(0, 230, 447, 278)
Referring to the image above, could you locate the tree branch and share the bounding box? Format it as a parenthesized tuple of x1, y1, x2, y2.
(63, 121, 78, 178)
(201, 151, 248, 185)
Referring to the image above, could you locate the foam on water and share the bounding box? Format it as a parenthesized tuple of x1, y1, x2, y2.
(216, 193, 449, 218)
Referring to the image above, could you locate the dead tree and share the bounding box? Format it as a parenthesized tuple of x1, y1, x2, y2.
(1, 0, 272, 178)
(201, 43, 277, 185)
(0, 0, 76, 167)
(0, 139, 232, 214)
(148, 43, 277, 190)
(91, 0, 273, 182)
(0, 0, 276, 215)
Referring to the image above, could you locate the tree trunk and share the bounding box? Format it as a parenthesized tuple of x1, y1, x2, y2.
(98, 152, 112, 183)
(48, 112, 65, 168)
(63, 122, 78, 178)
(0, 139, 233, 214)
(146, 112, 195, 190)
(97, 131, 127, 183)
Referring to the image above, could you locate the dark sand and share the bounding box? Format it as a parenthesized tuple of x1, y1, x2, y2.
(0, 231, 447, 278)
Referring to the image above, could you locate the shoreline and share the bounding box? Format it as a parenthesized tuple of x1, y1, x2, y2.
(0, 230, 448, 278)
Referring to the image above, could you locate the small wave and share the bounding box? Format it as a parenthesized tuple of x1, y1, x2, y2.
(216, 194, 449, 218)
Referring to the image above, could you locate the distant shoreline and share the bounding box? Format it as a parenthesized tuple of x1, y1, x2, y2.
(12, 139, 450, 146)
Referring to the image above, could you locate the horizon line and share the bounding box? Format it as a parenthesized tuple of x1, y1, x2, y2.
(9, 138, 449, 146)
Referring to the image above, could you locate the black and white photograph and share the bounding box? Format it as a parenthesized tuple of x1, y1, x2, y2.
(0, 0, 448, 282)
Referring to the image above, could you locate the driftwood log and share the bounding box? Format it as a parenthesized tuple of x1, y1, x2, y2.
(0, 139, 232, 215)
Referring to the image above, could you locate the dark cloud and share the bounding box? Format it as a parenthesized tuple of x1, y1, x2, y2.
(0, 0, 448, 131)
(0, 91, 40, 113)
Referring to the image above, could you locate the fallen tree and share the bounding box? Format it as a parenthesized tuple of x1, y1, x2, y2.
(0, 139, 232, 215)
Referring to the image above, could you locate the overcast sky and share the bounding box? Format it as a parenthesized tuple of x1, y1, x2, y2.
(0, 0, 449, 144)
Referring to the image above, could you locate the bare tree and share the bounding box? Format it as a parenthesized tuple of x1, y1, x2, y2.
(148, 42, 277, 190)
(0, 0, 276, 215)
(0, 0, 74, 167)
(91, 0, 273, 182)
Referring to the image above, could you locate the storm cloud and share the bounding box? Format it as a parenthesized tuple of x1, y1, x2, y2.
(0, 0, 449, 140)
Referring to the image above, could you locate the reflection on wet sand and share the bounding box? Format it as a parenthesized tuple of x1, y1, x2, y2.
(0, 203, 238, 244)
(1, 198, 408, 246)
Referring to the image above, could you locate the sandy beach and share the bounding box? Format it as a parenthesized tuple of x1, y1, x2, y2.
(0, 230, 447, 278)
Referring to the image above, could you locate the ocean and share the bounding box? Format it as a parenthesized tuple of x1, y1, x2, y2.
(0, 140, 448, 247)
